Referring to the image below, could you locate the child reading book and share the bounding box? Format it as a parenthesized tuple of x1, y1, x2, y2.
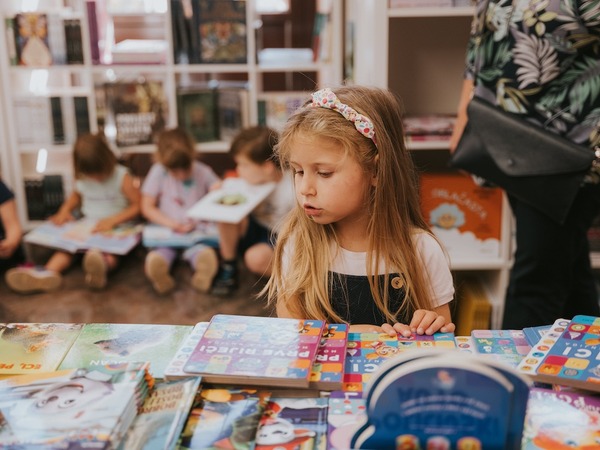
(5, 133, 141, 293)
(141, 127, 220, 294)
(211, 126, 295, 296)
(264, 86, 456, 335)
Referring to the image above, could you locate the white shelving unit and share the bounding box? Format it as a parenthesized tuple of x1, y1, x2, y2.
(0, 0, 342, 230)
(350, 1, 512, 329)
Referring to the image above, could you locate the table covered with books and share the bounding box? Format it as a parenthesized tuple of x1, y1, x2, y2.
(0, 314, 598, 449)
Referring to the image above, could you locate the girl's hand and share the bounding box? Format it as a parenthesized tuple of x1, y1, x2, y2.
(50, 211, 74, 225)
(381, 309, 456, 337)
(173, 221, 194, 234)
(0, 239, 18, 259)
(93, 218, 116, 233)
(349, 324, 384, 334)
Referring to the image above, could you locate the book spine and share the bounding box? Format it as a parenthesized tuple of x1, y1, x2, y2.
(50, 97, 66, 144)
(61, 96, 77, 144)
(47, 13, 67, 65)
(65, 19, 85, 64)
(86, 1, 100, 64)
(189, 0, 202, 64)
(5, 18, 18, 66)
(42, 175, 65, 217)
(73, 96, 91, 136)
(171, 0, 191, 64)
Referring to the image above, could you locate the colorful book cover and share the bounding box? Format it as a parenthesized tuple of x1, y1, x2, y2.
(0, 363, 150, 449)
(14, 13, 52, 66)
(0, 323, 83, 375)
(454, 335, 476, 353)
(163, 322, 209, 381)
(24, 219, 142, 255)
(255, 397, 329, 449)
(176, 87, 219, 143)
(522, 386, 600, 449)
(343, 331, 456, 394)
(522, 323, 554, 347)
(103, 80, 168, 147)
(471, 329, 531, 368)
(419, 172, 503, 261)
(191, 0, 247, 64)
(119, 377, 202, 450)
(178, 386, 270, 449)
(142, 224, 218, 248)
(350, 350, 530, 450)
(327, 391, 366, 450)
(58, 323, 192, 379)
(217, 85, 250, 142)
(186, 177, 276, 224)
(309, 323, 348, 391)
(517, 316, 600, 392)
(183, 314, 325, 388)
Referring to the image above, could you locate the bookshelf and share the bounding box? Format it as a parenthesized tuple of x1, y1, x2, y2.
(349, 1, 513, 329)
(0, 0, 342, 229)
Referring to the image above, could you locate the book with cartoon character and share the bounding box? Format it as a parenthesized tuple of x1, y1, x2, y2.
(349, 349, 531, 450)
(255, 397, 328, 449)
(0, 323, 83, 375)
(522, 386, 600, 449)
(183, 314, 325, 388)
(178, 386, 270, 450)
(186, 177, 276, 224)
(58, 323, 192, 379)
(327, 391, 366, 450)
(0, 362, 152, 449)
(517, 316, 600, 392)
(119, 377, 201, 450)
(343, 330, 456, 394)
(419, 172, 503, 263)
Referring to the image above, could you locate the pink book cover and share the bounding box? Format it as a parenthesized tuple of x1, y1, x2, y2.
(183, 314, 325, 388)
(309, 323, 349, 390)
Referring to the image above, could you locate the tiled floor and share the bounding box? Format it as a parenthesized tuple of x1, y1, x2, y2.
(0, 246, 272, 325)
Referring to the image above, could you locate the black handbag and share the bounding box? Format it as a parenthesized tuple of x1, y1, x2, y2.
(449, 96, 596, 224)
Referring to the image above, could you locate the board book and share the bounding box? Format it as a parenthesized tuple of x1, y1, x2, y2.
(349, 349, 531, 450)
(470, 329, 531, 368)
(142, 224, 218, 248)
(24, 219, 141, 255)
(309, 323, 348, 391)
(163, 321, 209, 381)
(182, 314, 325, 388)
(522, 323, 554, 347)
(0, 362, 152, 449)
(186, 177, 276, 224)
(0, 323, 83, 375)
(516, 316, 600, 391)
(343, 330, 456, 394)
(58, 323, 192, 379)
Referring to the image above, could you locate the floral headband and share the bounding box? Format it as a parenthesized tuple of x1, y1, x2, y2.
(310, 88, 377, 146)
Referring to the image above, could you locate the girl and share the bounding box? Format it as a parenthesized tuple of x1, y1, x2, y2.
(265, 86, 456, 336)
(141, 127, 220, 294)
(6, 133, 140, 293)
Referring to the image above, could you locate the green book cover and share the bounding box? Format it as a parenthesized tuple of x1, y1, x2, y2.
(0, 323, 83, 375)
(58, 323, 192, 379)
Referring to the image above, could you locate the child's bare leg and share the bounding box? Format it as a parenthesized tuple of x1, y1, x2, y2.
(244, 243, 274, 277)
(46, 251, 74, 273)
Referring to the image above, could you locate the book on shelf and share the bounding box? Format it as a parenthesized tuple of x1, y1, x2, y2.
(24, 219, 142, 255)
(343, 330, 456, 394)
(182, 314, 326, 388)
(312, 0, 334, 62)
(178, 386, 270, 449)
(454, 276, 492, 334)
(403, 114, 456, 137)
(24, 175, 64, 221)
(176, 87, 220, 143)
(255, 397, 329, 449)
(119, 377, 202, 450)
(5, 17, 18, 66)
(190, 0, 248, 64)
(309, 323, 349, 391)
(171, 0, 193, 64)
(257, 91, 308, 132)
(111, 39, 169, 65)
(64, 18, 84, 64)
(0, 323, 83, 376)
(517, 315, 600, 392)
(0, 362, 152, 449)
(522, 386, 600, 449)
(470, 329, 531, 368)
(142, 223, 218, 248)
(163, 322, 209, 381)
(58, 323, 193, 380)
(14, 12, 52, 66)
(103, 80, 168, 147)
(349, 348, 531, 450)
(186, 177, 276, 224)
(389, 0, 453, 6)
(257, 47, 314, 65)
(420, 172, 504, 261)
(217, 84, 250, 142)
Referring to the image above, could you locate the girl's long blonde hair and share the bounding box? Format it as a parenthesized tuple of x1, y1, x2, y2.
(265, 85, 438, 323)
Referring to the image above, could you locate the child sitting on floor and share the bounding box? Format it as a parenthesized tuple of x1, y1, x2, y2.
(5, 133, 141, 293)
